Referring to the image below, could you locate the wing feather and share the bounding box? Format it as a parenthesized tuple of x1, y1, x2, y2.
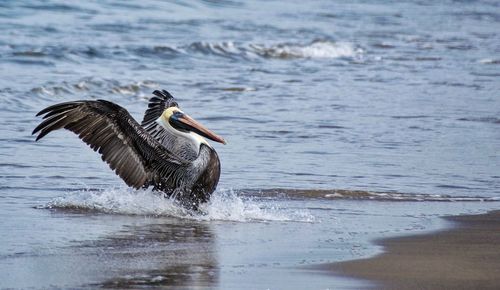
(33, 100, 185, 190)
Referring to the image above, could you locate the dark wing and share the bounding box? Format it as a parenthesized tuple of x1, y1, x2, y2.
(33, 100, 186, 189)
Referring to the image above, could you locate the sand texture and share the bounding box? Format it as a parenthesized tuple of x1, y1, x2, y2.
(326, 211, 500, 289)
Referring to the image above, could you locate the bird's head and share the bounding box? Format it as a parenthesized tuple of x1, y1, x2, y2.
(159, 105, 226, 146)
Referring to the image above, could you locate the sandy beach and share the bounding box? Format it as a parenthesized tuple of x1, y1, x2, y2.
(324, 210, 500, 289)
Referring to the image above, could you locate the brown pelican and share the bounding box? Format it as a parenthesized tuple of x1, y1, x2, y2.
(32, 90, 226, 210)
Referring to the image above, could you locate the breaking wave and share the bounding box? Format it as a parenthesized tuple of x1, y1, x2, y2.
(42, 187, 315, 222)
(249, 40, 360, 59)
(183, 40, 361, 59)
(6, 40, 362, 62)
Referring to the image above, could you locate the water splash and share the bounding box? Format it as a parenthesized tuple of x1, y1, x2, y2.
(45, 188, 189, 216)
(199, 189, 315, 222)
(43, 187, 315, 222)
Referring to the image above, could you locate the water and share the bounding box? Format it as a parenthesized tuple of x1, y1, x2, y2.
(0, 0, 499, 289)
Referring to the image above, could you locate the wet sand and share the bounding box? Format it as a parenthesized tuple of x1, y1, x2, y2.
(324, 210, 500, 289)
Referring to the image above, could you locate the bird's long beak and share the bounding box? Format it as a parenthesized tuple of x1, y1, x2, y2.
(174, 113, 226, 144)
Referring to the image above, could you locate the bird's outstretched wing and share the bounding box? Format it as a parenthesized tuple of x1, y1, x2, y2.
(33, 100, 185, 189)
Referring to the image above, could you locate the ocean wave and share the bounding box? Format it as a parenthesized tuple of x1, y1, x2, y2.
(41, 188, 315, 222)
(251, 188, 500, 202)
(250, 40, 361, 59)
(457, 117, 500, 124)
(39, 186, 499, 223)
(30, 78, 159, 98)
(478, 58, 500, 65)
(181, 40, 361, 60)
(4, 45, 108, 61)
(7, 40, 362, 63)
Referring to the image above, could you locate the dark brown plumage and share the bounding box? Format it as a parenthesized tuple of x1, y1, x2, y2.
(32, 90, 223, 210)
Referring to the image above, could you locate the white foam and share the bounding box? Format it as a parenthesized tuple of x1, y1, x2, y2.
(252, 41, 361, 59)
(44, 187, 315, 223)
(182, 40, 362, 60)
(45, 187, 189, 216)
(478, 58, 500, 65)
(199, 189, 315, 222)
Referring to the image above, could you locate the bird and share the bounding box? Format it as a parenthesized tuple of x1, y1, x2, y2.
(32, 90, 226, 210)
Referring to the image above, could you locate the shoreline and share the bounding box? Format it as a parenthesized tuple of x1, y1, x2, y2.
(320, 210, 500, 289)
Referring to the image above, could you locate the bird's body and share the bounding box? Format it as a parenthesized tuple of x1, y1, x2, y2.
(32, 90, 225, 210)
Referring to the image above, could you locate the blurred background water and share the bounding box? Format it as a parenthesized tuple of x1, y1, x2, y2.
(0, 0, 499, 289)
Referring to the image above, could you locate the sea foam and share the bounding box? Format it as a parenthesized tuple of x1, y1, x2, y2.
(179, 40, 361, 60)
(44, 187, 315, 222)
(251, 40, 361, 59)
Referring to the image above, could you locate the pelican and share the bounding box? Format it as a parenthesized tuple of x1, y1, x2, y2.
(32, 90, 226, 210)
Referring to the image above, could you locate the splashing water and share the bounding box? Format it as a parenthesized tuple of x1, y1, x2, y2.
(198, 189, 315, 222)
(43, 187, 315, 222)
(45, 187, 189, 216)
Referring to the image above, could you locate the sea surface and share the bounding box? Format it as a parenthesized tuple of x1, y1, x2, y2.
(0, 0, 499, 289)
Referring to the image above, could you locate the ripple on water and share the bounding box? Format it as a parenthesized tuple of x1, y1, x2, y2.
(4, 39, 362, 64)
(27, 78, 160, 102)
(248, 188, 500, 202)
(457, 117, 500, 124)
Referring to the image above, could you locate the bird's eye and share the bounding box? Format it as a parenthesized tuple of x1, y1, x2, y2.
(169, 111, 190, 133)
(171, 111, 183, 119)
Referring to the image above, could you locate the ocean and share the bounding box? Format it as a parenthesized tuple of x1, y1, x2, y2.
(0, 0, 499, 289)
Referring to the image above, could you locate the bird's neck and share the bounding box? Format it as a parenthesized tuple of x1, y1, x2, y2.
(156, 117, 210, 162)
